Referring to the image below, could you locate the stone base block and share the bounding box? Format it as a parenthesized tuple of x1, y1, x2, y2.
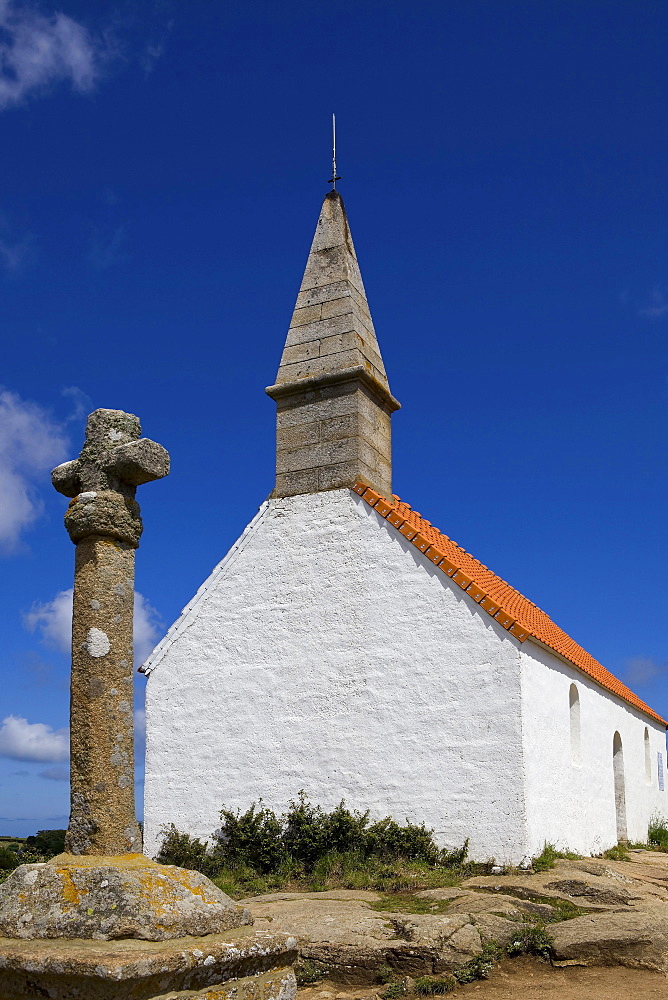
(0, 855, 250, 942)
(0, 925, 298, 1000)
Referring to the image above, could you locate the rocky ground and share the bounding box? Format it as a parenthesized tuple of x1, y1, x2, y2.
(241, 849, 668, 993)
(298, 959, 668, 1000)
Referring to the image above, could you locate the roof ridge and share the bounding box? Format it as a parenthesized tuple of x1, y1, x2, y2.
(353, 482, 665, 727)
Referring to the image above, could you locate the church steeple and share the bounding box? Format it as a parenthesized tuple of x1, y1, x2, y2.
(266, 190, 400, 498)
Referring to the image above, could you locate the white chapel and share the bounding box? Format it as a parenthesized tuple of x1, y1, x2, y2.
(142, 190, 666, 864)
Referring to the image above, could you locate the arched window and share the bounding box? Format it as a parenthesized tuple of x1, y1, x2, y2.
(569, 683, 581, 765)
(645, 728, 651, 784)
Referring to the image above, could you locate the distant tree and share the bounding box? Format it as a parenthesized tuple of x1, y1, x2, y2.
(25, 829, 66, 857)
(0, 846, 18, 870)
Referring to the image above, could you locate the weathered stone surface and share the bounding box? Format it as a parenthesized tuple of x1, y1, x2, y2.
(273, 382, 395, 499)
(266, 193, 399, 499)
(52, 409, 170, 502)
(52, 407, 170, 856)
(550, 906, 668, 972)
(68, 534, 141, 855)
(595, 850, 668, 894)
(240, 897, 482, 982)
(463, 857, 668, 911)
(240, 891, 382, 904)
(236, 864, 668, 981)
(0, 855, 250, 941)
(105, 438, 170, 486)
(470, 913, 521, 948)
(152, 966, 296, 1000)
(0, 926, 298, 1000)
(444, 890, 555, 921)
(388, 914, 482, 974)
(414, 888, 472, 901)
(65, 490, 143, 546)
(414, 886, 551, 919)
(545, 878, 632, 907)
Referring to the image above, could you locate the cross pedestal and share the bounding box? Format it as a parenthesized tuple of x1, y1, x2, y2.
(0, 410, 297, 1000)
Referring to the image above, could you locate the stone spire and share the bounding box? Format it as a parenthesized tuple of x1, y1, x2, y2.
(266, 190, 400, 498)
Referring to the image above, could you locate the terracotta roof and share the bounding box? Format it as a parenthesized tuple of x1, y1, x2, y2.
(354, 482, 666, 727)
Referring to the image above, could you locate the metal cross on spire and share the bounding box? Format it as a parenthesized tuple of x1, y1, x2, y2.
(328, 113, 341, 189)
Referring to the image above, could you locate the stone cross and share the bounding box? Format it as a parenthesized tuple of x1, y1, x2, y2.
(52, 409, 169, 855)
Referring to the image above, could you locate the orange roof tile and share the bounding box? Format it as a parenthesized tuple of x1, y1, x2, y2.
(354, 482, 666, 727)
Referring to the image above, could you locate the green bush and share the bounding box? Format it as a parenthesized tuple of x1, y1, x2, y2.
(156, 793, 468, 890)
(0, 846, 19, 871)
(25, 829, 66, 858)
(506, 925, 552, 960)
(381, 981, 408, 999)
(453, 942, 502, 983)
(365, 816, 440, 864)
(155, 825, 218, 876)
(376, 964, 396, 985)
(648, 815, 668, 850)
(0, 832, 62, 878)
(294, 959, 329, 985)
(214, 801, 285, 874)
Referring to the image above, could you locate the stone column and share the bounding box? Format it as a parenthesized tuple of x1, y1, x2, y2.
(0, 407, 297, 1000)
(69, 536, 138, 854)
(52, 409, 169, 855)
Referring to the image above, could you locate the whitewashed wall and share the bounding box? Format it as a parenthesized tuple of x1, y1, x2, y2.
(143, 490, 527, 862)
(521, 641, 667, 856)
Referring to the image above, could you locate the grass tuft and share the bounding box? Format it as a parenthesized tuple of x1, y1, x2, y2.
(532, 843, 581, 872)
(382, 980, 408, 998)
(295, 959, 329, 986)
(376, 964, 396, 985)
(648, 815, 668, 851)
(506, 925, 553, 960)
(603, 843, 630, 862)
(452, 942, 502, 983)
(413, 975, 456, 994)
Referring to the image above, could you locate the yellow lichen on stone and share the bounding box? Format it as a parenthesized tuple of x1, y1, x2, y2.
(49, 853, 149, 870)
(57, 868, 83, 907)
(1, 856, 249, 941)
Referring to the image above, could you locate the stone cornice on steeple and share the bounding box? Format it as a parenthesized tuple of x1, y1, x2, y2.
(266, 191, 400, 499)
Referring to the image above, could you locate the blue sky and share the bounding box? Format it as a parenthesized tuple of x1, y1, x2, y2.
(1, 0, 667, 839)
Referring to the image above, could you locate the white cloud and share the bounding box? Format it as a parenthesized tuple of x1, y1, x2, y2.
(88, 224, 128, 270)
(134, 707, 146, 739)
(39, 764, 69, 781)
(24, 588, 163, 667)
(134, 592, 163, 666)
(61, 385, 91, 424)
(625, 656, 667, 686)
(0, 388, 68, 551)
(0, 0, 100, 110)
(0, 715, 68, 762)
(0, 232, 31, 272)
(639, 289, 668, 319)
(23, 587, 72, 650)
(140, 38, 165, 77)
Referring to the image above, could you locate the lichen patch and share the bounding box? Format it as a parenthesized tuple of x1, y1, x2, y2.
(84, 628, 111, 657)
